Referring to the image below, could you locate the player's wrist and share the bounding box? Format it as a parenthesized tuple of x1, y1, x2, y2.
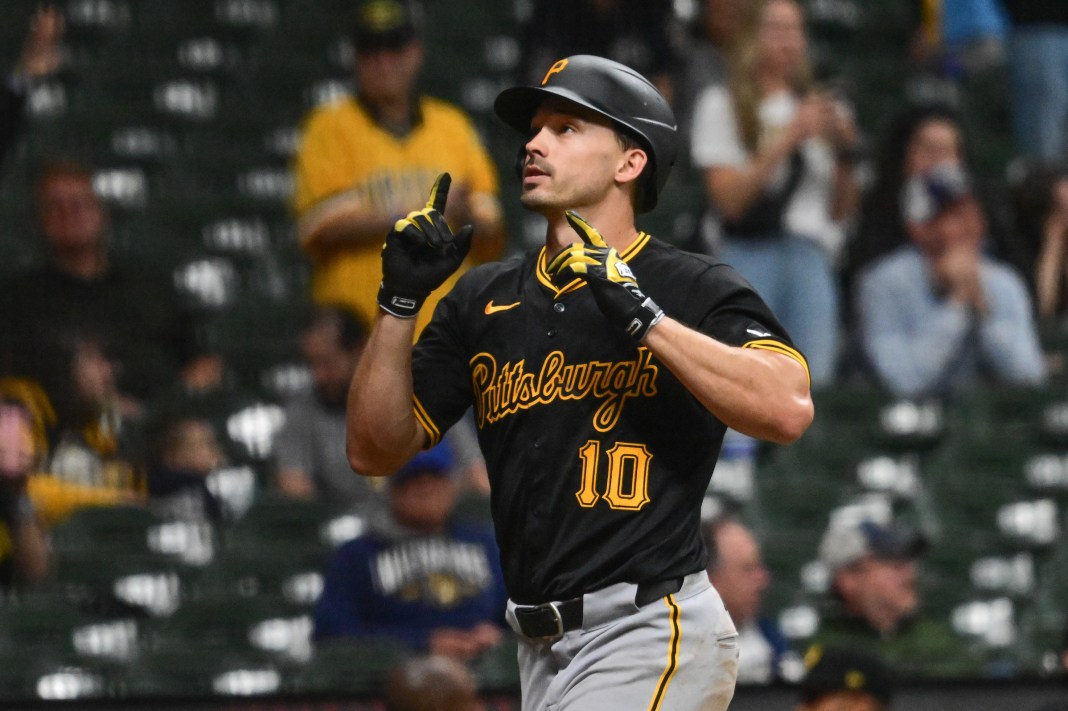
(625, 296, 664, 340)
(377, 282, 425, 319)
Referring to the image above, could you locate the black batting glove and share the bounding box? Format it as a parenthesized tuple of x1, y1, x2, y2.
(546, 211, 665, 340)
(378, 173, 474, 319)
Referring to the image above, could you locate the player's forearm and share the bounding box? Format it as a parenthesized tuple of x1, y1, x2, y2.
(298, 198, 396, 253)
(346, 313, 426, 477)
(643, 318, 813, 444)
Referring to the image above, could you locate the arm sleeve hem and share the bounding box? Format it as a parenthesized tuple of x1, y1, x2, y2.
(742, 339, 811, 385)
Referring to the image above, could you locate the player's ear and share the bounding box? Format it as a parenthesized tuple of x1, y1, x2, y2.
(615, 147, 647, 187)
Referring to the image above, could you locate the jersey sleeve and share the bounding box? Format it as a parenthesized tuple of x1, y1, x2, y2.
(410, 278, 478, 447)
(692, 262, 810, 382)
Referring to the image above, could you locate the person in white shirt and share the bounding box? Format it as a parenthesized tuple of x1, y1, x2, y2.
(690, 0, 859, 386)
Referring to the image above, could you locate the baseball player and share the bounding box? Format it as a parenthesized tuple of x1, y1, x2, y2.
(347, 55, 814, 710)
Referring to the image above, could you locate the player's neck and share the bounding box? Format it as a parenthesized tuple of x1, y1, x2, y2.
(543, 205, 639, 257)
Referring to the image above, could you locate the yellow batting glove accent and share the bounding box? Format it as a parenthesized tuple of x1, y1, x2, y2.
(426, 172, 451, 213)
(546, 243, 596, 275)
(565, 210, 609, 248)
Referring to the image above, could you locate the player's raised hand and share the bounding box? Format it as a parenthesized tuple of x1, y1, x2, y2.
(546, 211, 664, 340)
(378, 173, 474, 319)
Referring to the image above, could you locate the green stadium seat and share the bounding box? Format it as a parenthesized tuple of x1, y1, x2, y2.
(471, 637, 520, 692)
(224, 492, 338, 552)
(121, 642, 284, 697)
(150, 595, 311, 665)
(290, 636, 413, 696)
(0, 651, 112, 703)
(196, 544, 326, 608)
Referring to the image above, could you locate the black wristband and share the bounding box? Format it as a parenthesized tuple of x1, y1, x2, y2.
(625, 296, 665, 340)
(377, 283, 424, 319)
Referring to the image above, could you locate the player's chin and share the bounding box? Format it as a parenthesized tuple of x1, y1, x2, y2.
(519, 187, 554, 210)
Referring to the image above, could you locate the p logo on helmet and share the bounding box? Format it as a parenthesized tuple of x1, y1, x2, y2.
(541, 58, 568, 86)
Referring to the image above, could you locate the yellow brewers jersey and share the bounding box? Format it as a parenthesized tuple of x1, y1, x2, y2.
(293, 95, 500, 332)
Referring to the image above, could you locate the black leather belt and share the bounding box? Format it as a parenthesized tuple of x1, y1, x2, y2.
(513, 577, 685, 639)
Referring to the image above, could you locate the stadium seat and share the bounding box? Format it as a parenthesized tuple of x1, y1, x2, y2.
(290, 636, 413, 696)
(49, 552, 189, 619)
(0, 592, 93, 658)
(0, 651, 112, 703)
(121, 642, 284, 697)
(224, 492, 337, 553)
(196, 544, 326, 608)
(149, 595, 311, 665)
(472, 637, 520, 692)
(50, 505, 165, 559)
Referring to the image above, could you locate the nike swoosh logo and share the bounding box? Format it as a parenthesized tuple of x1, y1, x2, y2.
(747, 328, 772, 337)
(484, 300, 521, 315)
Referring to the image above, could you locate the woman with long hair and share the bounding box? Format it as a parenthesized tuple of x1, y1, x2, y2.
(690, 0, 858, 385)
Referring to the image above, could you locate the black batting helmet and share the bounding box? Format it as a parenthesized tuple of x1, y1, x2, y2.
(494, 54, 678, 213)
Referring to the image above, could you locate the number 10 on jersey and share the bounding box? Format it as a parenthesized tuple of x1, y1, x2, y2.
(575, 440, 652, 511)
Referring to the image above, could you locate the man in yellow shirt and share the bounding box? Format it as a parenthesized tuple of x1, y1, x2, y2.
(292, 0, 504, 332)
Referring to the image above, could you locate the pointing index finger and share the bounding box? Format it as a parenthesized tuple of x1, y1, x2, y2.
(565, 210, 607, 248)
(426, 172, 452, 214)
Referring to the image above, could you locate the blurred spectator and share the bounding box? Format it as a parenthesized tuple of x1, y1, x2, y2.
(0, 401, 50, 588)
(519, 0, 679, 104)
(843, 102, 965, 297)
(811, 519, 983, 678)
(910, 0, 1007, 81)
(675, 0, 744, 145)
(0, 375, 133, 528)
(1012, 164, 1068, 331)
(145, 415, 225, 523)
(703, 516, 792, 685)
(856, 163, 1047, 398)
(384, 654, 485, 711)
(313, 443, 507, 663)
(35, 335, 144, 520)
(273, 305, 387, 515)
(795, 645, 893, 711)
(1002, 2, 1068, 164)
(0, 159, 209, 411)
(292, 0, 504, 334)
(1, 5, 63, 170)
(689, 0, 859, 385)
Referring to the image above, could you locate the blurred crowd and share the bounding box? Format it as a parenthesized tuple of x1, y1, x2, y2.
(0, 0, 1067, 707)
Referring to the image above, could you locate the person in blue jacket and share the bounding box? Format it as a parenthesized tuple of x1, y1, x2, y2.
(313, 441, 507, 662)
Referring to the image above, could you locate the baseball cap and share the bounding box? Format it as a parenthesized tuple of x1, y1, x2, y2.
(350, 0, 418, 53)
(390, 442, 455, 488)
(818, 520, 926, 574)
(801, 645, 894, 704)
(902, 162, 973, 225)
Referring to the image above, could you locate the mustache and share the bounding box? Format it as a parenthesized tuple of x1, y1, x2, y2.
(522, 156, 551, 175)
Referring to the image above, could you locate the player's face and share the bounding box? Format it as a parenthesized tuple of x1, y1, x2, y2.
(519, 100, 630, 214)
(36, 174, 107, 253)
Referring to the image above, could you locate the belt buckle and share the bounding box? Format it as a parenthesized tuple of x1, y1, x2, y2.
(532, 601, 565, 640)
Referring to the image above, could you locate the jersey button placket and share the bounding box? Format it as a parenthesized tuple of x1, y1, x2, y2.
(548, 298, 565, 337)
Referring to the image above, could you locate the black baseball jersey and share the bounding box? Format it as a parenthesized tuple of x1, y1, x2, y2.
(411, 233, 807, 604)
